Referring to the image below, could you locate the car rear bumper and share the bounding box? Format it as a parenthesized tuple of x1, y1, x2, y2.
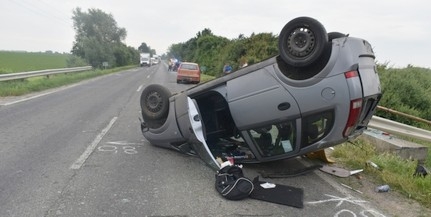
(177, 76, 200, 83)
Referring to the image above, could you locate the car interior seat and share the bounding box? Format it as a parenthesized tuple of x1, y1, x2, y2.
(307, 124, 319, 140)
(276, 124, 292, 146)
(259, 132, 272, 151)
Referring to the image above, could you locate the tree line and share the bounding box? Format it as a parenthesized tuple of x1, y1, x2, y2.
(376, 64, 431, 130)
(69, 7, 279, 75)
(70, 8, 158, 69)
(167, 29, 278, 77)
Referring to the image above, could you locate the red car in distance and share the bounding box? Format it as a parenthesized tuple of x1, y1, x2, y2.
(176, 62, 201, 84)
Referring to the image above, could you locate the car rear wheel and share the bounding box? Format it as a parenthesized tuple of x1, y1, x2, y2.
(278, 17, 328, 67)
(140, 84, 171, 127)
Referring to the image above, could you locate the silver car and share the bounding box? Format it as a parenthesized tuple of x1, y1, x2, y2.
(139, 17, 382, 170)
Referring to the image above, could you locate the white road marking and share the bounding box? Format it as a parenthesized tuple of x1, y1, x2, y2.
(70, 117, 118, 170)
(307, 194, 367, 207)
(1, 91, 55, 106)
(137, 84, 143, 92)
(106, 141, 139, 145)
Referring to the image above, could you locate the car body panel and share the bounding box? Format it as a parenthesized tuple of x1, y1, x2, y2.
(227, 66, 301, 130)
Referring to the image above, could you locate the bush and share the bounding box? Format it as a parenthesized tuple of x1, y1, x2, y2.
(66, 55, 88, 67)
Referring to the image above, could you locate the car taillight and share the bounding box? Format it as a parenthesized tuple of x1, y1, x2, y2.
(343, 98, 363, 137)
(344, 70, 358, 79)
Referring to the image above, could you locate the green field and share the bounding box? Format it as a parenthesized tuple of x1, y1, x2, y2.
(0, 51, 69, 73)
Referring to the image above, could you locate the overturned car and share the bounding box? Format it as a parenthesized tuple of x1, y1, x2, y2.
(139, 17, 382, 170)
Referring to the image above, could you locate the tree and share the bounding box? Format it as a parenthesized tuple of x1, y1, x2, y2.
(71, 8, 133, 68)
(113, 43, 140, 66)
(138, 42, 157, 56)
(138, 43, 151, 53)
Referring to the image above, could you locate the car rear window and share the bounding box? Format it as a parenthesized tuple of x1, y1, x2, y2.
(301, 110, 334, 148)
(180, 64, 198, 70)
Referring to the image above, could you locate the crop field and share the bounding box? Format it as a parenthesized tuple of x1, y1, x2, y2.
(0, 51, 69, 73)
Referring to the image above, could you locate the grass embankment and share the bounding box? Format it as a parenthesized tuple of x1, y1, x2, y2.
(0, 66, 136, 97)
(0, 51, 69, 73)
(332, 138, 431, 208)
(200, 73, 215, 83)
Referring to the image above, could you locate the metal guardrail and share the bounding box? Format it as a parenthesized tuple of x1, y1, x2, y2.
(369, 116, 431, 142)
(0, 66, 92, 82)
(377, 105, 431, 125)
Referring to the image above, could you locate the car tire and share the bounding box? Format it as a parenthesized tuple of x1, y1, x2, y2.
(328, 32, 346, 41)
(278, 17, 328, 67)
(140, 84, 171, 125)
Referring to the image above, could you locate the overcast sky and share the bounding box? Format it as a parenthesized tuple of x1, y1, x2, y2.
(1, 0, 430, 68)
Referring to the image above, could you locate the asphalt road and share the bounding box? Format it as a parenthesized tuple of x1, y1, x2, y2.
(0, 64, 389, 217)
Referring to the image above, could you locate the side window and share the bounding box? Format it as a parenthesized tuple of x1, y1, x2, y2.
(301, 110, 334, 148)
(249, 121, 296, 157)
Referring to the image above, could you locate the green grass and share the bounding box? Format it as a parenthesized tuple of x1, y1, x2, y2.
(332, 138, 431, 208)
(0, 51, 69, 73)
(200, 73, 216, 83)
(0, 66, 136, 96)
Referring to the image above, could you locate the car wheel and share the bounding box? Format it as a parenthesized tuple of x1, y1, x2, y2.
(278, 17, 328, 67)
(140, 84, 171, 125)
(328, 32, 346, 41)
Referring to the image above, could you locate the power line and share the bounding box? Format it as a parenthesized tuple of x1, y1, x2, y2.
(8, 0, 71, 26)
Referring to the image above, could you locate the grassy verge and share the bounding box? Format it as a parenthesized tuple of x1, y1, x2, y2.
(331, 138, 431, 208)
(0, 66, 136, 97)
(200, 73, 216, 83)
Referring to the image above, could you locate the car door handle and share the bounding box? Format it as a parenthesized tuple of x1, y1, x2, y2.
(278, 102, 291, 111)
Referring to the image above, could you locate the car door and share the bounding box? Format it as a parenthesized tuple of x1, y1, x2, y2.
(186, 97, 221, 170)
(226, 67, 301, 130)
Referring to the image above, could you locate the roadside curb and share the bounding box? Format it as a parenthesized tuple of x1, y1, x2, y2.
(361, 128, 429, 163)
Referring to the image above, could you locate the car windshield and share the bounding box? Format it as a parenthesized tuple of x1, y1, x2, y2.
(181, 64, 198, 70)
(249, 121, 296, 157)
